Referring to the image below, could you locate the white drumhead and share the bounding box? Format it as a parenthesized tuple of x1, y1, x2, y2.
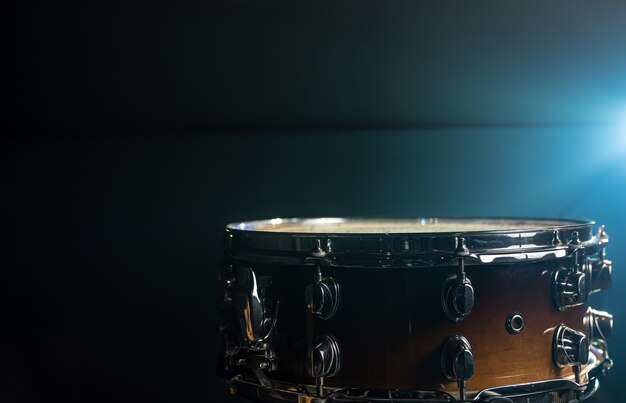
(228, 218, 580, 234)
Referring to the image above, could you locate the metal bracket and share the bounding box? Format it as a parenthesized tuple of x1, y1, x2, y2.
(442, 237, 474, 323)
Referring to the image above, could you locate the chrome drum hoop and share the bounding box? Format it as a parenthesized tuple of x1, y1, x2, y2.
(225, 346, 610, 403)
(227, 376, 602, 403)
(228, 376, 602, 403)
(224, 218, 602, 268)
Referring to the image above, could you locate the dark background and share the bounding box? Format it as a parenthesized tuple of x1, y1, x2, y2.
(3, 1, 626, 403)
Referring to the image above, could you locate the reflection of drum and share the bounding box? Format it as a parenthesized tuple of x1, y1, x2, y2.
(217, 218, 614, 402)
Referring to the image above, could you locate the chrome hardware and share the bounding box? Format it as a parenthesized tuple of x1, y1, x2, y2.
(305, 241, 341, 320)
(552, 234, 588, 311)
(307, 333, 341, 396)
(326, 238, 333, 253)
(441, 334, 475, 401)
(584, 226, 611, 296)
(442, 277, 474, 322)
(226, 217, 602, 269)
(599, 345, 614, 377)
(233, 267, 278, 347)
(585, 308, 613, 342)
(505, 312, 525, 335)
(552, 229, 562, 246)
(454, 236, 470, 258)
(597, 224, 609, 247)
(552, 227, 612, 310)
(228, 376, 598, 403)
(237, 348, 280, 372)
(307, 334, 342, 379)
(552, 268, 588, 311)
(585, 258, 612, 295)
(441, 238, 474, 322)
(305, 277, 341, 320)
(474, 378, 600, 402)
(312, 238, 328, 258)
(569, 231, 582, 248)
(553, 324, 589, 371)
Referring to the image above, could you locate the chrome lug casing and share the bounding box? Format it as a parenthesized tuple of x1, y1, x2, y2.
(552, 268, 588, 311)
(584, 226, 612, 296)
(441, 237, 475, 322)
(553, 324, 589, 368)
(306, 334, 342, 379)
(442, 277, 475, 322)
(585, 308, 613, 342)
(441, 335, 475, 382)
(305, 277, 341, 320)
(585, 257, 612, 295)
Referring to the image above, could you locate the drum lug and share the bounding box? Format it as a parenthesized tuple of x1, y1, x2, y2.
(553, 227, 612, 310)
(307, 333, 342, 396)
(305, 277, 341, 320)
(441, 334, 475, 401)
(552, 323, 589, 384)
(441, 237, 475, 322)
(307, 333, 342, 378)
(551, 268, 588, 311)
(584, 308, 613, 342)
(305, 239, 341, 320)
(552, 323, 589, 387)
(585, 257, 612, 295)
(552, 232, 589, 311)
(305, 273, 341, 321)
(585, 226, 612, 295)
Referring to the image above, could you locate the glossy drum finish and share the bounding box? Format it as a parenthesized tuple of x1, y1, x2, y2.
(233, 260, 588, 392)
(217, 218, 613, 401)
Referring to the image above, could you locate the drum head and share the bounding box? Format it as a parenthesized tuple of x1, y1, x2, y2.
(228, 217, 587, 234)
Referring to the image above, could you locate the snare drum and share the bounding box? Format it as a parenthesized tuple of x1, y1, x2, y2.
(217, 218, 614, 402)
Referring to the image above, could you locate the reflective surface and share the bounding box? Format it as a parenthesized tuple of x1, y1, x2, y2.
(225, 218, 600, 269)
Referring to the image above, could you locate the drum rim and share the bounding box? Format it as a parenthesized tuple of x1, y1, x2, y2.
(224, 217, 600, 267)
(225, 344, 608, 401)
(225, 216, 594, 236)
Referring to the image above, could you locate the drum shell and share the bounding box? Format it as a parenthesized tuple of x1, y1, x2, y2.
(239, 259, 589, 392)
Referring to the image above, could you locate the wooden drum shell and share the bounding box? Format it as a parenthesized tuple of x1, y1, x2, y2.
(254, 259, 589, 392)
